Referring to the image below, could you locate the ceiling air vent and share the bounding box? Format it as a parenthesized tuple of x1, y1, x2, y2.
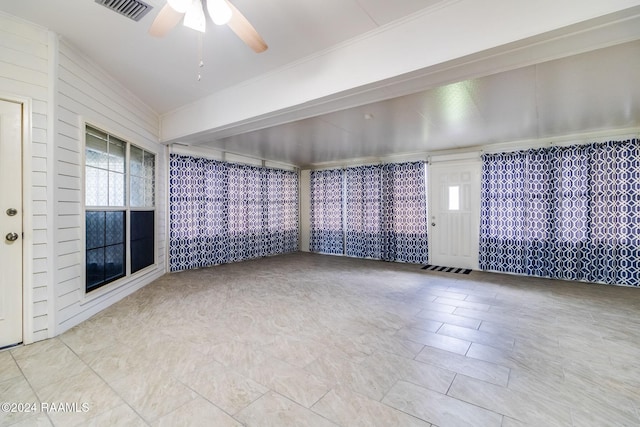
(95, 0, 153, 22)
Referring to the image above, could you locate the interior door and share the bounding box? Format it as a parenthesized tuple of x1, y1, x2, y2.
(429, 160, 481, 270)
(0, 98, 23, 348)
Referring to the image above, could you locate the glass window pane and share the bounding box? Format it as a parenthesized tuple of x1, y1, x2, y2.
(105, 211, 125, 245)
(86, 211, 105, 249)
(85, 209, 125, 292)
(109, 138, 126, 173)
(109, 172, 125, 206)
(130, 147, 154, 207)
(448, 185, 460, 211)
(86, 248, 105, 290)
(131, 210, 154, 273)
(130, 176, 144, 207)
(86, 167, 109, 206)
(104, 244, 125, 281)
(144, 151, 155, 180)
(130, 145, 144, 177)
(87, 126, 108, 141)
(85, 125, 156, 292)
(86, 133, 108, 169)
(145, 178, 155, 207)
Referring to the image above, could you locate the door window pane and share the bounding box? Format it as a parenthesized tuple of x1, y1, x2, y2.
(448, 185, 460, 211)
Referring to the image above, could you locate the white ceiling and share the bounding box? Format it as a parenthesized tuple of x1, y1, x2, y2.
(0, 0, 440, 114)
(1, 0, 640, 167)
(208, 41, 640, 166)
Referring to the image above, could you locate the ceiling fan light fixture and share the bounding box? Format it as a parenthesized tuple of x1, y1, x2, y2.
(206, 0, 232, 25)
(167, 0, 191, 13)
(184, 0, 206, 32)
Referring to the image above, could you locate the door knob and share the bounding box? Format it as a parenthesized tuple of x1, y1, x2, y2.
(5, 232, 18, 242)
(6, 208, 17, 216)
(431, 222, 436, 226)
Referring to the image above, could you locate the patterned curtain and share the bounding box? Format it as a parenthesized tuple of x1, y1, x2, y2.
(310, 169, 344, 254)
(345, 166, 382, 259)
(169, 154, 298, 272)
(380, 162, 429, 263)
(312, 162, 428, 264)
(480, 139, 640, 286)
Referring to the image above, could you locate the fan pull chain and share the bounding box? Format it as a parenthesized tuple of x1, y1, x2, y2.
(197, 33, 204, 81)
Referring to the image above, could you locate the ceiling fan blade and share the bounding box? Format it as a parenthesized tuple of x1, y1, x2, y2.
(225, 0, 268, 53)
(149, 3, 185, 37)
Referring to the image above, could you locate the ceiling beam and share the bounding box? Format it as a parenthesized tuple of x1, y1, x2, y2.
(160, 0, 640, 145)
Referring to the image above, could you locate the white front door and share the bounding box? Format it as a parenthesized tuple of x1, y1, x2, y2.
(0, 98, 23, 348)
(429, 160, 481, 270)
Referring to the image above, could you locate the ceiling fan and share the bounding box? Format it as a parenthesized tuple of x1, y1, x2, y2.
(149, 0, 267, 53)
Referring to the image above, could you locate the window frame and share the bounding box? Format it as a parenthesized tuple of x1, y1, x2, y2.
(82, 122, 158, 297)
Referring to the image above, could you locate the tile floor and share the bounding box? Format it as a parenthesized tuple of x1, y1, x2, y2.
(2, 252, 640, 426)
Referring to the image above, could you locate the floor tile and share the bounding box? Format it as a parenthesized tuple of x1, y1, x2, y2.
(36, 369, 124, 427)
(414, 309, 482, 329)
(363, 351, 455, 395)
(178, 360, 268, 415)
(82, 345, 154, 385)
(14, 341, 91, 391)
(382, 380, 502, 427)
(240, 353, 332, 408)
(415, 346, 510, 386)
(465, 342, 514, 367)
(79, 404, 147, 427)
(0, 351, 21, 383)
(58, 321, 121, 357)
(10, 338, 63, 361)
(571, 402, 640, 427)
(414, 301, 457, 314)
(5, 253, 640, 427)
(153, 397, 242, 427)
(0, 375, 41, 426)
(403, 318, 443, 333)
(433, 297, 492, 311)
(259, 335, 328, 368)
(235, 391, 338, 427)
(400, 328, 471, 355)
(107, 367, 198, 422)
(7, 413, 53, 427)
(447, 374, 572, 425)
(437, 324, 514, 351)
(312, 386, 431, 427)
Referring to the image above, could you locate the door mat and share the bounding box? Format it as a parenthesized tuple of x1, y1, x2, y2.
(421, 264, 472, 274)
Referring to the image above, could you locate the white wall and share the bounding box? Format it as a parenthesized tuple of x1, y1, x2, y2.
(299, 170, 310, 252)
(0, 12, 51, 342)
(53, 39, 165, 335)
(1, 11, 168, 341)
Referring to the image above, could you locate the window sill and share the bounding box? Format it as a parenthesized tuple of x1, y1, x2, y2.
(81, 263, 158, 305)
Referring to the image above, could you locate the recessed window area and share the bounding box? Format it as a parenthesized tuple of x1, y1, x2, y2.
(85, 125, 156, 292)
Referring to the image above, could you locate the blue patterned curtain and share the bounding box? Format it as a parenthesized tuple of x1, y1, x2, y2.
(312, 162, 428, 264)
(169, 154, 298, 272)
(346, 166, 382, 259)
(480, 139, 640, 286)
(310, 169, 344, 254)
(380, 162, 429, 263)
